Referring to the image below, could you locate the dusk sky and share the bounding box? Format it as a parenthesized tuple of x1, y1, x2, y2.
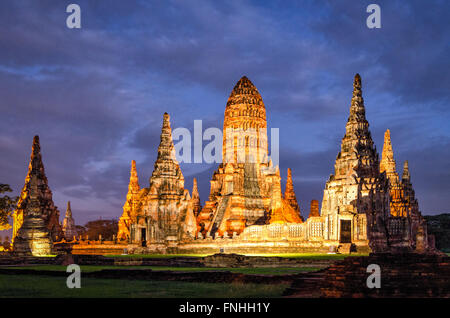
(0, 0, 449, 229)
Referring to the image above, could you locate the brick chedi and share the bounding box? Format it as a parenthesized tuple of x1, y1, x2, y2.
(117, 160, 141, 241)
(268, 168, 303, 224)
(284, 168, 301, 217)
(13, 174, 53, 256)
(125, 113, 197, 248)
(197, 76, 302, 238)
(380, 129, 409, 217)
(12, 136, 62, 244)
(401, 160, 429, 251)
(62, 201, 77, 240)
(320, 74, 390, 251)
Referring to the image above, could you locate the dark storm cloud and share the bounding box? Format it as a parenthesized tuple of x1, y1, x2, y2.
(0, 0, 449, 227)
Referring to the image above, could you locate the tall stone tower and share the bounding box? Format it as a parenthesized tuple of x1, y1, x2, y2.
(222, 76, 268, 164)
(380, 129, 408, 217)
(129, 113, 197, 246)
(320, 74, 390, 251)
(197, 76, 301, 238)
(117, 160, 141, 241)
(12, 136, 62, 244)
(62, 201, 77, 240)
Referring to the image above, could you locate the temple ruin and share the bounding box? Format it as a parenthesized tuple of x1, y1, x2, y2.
(11, 75, 433, 255)
(119, 74, 432, 254)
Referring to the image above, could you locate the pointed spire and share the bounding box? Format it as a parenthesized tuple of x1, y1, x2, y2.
(66, 201, 72, 218)
(156, 112, 178, 163)
(128, 160, 140, 193)
(29, 135, 47, 184)
(150, 113, 184, 194)
(284, 168, 301, 214)
(335, 73, 378, 179)
(12, 135, 62, 243)
(380, 129, 399, 182)
(191, 178, 202, 216)
(192, 178, 199, 199)
(402, 160, 410, 181)
(62, 201, 77, 240)
(348, 73, 366, 121)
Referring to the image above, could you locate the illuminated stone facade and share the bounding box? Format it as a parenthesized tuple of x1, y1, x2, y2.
(12, 136, 62, 247)
(12, 136, 59, 256)
(120, 113, 197, 249)
(197, 76, 302, 238)
(117, 160, 140, 241)
(122, 75, 431, 254)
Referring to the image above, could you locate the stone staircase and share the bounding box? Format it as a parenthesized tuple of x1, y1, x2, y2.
(209, 196, 230, 238)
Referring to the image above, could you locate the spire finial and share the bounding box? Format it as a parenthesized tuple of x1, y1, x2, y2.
(284, 168, 301, 214)
(128, 160, 140, 193)
(66, 201, 72, 217)
(380, 128, 397, 178)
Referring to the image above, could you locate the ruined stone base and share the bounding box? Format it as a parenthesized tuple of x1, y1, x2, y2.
(284, 253, 450, 297)
(127, 239, 373, 255)
(13, 216, 53, 257)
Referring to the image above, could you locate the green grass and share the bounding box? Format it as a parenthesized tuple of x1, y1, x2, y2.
(0, 274, 288, 298)
(0, 265, 320, 275)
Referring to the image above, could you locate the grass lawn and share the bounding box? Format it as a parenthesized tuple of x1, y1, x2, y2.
(0, 265, 321, 275)
(0, 274, 288, 298)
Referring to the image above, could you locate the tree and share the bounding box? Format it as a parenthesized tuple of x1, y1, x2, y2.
(83, 219, 118, 241)
(0, 184, 18, 231)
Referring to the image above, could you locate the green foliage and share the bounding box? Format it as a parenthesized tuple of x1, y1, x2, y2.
(0, 274, 288, 297)
(425, 213, 450, 252)
(0, 184, 18, 231)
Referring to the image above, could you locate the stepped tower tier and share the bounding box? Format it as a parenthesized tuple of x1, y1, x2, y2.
(13, 174, 53, 256)
(62, 201, 77, 240)
(380, 129, 408, 217)
(400, 160, 428, 250)
(320, 74, 390, 251)
(380, 129, 399, 182)
(149, 113, 185, 197)
(117, 160, 141, 241)
(197, 76, 302, 238)
(12, 136, 62, 244)
(222, 76, 268, 164)
(284, 168, 301, 217)
(128, 113, 197, 246)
